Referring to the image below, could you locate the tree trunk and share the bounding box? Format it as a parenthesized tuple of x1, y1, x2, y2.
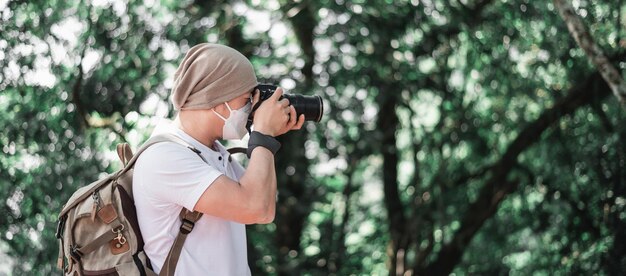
(274, 4, 318, 274)
(554, 0, 626, 105)
(376, 88, 408, 276)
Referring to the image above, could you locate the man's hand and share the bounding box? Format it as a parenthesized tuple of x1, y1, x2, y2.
(252, 87, 305, 137)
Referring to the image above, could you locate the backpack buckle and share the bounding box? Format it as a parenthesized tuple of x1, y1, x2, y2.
(70, 245, 83, 261)
(112, 225, 127, 245)
(180, 219, 195, 234)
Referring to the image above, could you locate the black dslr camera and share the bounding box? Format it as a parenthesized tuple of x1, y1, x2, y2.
(247, 84, 323, 129)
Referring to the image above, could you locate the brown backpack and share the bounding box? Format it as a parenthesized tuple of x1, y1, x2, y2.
(56, 134, 228, 276)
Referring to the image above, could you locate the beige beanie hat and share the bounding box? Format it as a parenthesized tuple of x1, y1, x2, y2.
(171, 43, 258, 110)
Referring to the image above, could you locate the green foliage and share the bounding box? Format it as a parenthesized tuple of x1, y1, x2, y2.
(1, 0, 625, 275)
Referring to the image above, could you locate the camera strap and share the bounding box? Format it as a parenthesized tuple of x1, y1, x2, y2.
(226, 147, 247, 162)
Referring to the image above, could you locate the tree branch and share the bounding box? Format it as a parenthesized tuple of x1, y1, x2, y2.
(70, 3, 128, 144)
(419, 72, 612, 275)
(554, 0, 626, 105)
(72, 57, 88, 129)
(72, 0, 92, 129)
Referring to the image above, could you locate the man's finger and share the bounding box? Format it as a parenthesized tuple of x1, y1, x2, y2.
(250, 89, 261, 116)
(287, 106, 297, 127)
(252, 89, 260, 105)
(270, 87, 283, 102)
(292, 114, 305, 130)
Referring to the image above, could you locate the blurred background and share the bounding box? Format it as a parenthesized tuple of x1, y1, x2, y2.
(1, 0, 626, 275)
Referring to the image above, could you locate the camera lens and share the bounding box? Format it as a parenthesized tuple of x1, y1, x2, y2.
(254, 84, 323, 122)
(282, 94, 323, 122)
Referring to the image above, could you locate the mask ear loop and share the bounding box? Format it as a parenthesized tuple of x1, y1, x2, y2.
(212, 102, 234, 121)
(212, 109, 228, 121)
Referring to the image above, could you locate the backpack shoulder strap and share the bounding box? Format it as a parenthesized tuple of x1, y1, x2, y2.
(159, 208, 203, 276)
(129, 133, 247, 276)
(118, 133, 202, 175)
(126, 133, 204, 276)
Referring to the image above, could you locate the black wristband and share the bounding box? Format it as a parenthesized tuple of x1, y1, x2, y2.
(247, 131, 281, 158)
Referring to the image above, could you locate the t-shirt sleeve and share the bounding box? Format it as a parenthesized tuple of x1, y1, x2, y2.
(134, 143, 222, 211)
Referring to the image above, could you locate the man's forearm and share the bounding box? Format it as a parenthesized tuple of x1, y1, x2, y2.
(239, 146, 277, 222)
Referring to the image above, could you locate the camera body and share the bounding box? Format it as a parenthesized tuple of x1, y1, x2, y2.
(249, 84, 324, 124)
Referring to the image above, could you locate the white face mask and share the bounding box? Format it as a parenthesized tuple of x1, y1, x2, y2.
(213, 102, 251, 140)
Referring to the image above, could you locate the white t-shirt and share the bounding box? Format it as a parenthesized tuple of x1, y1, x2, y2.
(133, 120, 251, 276)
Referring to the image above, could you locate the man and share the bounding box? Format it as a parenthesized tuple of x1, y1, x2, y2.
(133, 43, 305, 275)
